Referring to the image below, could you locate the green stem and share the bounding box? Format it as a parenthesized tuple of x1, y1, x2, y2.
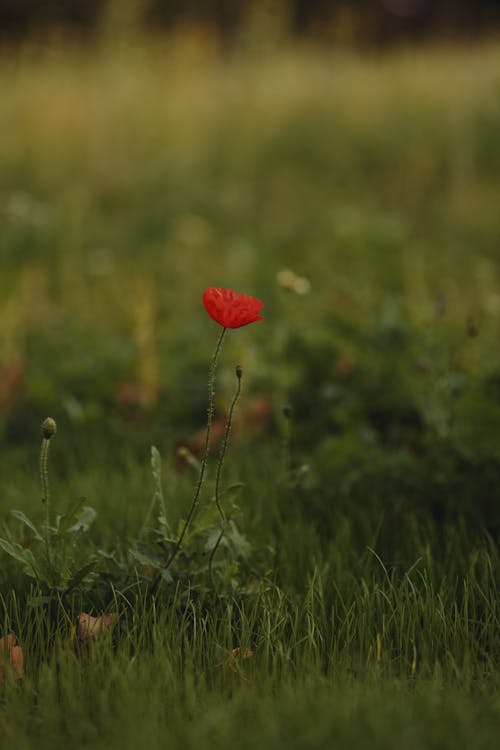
(40, 437, 51, 565)
(208, 369, 242, 585)
(161, 326, 227, 577)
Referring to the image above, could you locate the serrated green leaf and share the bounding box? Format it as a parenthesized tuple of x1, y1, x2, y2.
(65, 560, 97, 592)
(129, 546, 162, 568)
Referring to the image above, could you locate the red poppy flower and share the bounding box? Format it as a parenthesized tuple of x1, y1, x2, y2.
(203, 287, 264, 329)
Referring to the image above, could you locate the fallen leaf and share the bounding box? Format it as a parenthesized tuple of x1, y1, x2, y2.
(0, 633, 24, 680)
(175, 397, 272, 470)
(74, 612, 119, 641)
(231, 647, 254, 660)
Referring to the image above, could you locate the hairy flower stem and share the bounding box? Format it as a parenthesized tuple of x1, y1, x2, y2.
(208, 368, 242, 586)
(160, 327, 227, 579)
(40, 438, 52, 565)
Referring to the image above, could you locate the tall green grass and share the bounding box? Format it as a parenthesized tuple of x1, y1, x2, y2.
(1, 566, 498, 748)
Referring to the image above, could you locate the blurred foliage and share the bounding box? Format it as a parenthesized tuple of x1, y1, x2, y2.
(0, 42, 500, 542)
(284, 312, 500, 538)
(0, 0, 499, 45)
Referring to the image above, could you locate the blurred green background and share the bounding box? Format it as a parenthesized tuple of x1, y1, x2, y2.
(1, 2, 500, 540)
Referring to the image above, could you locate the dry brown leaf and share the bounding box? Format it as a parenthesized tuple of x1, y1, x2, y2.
(231, 647, 254, 660)
(175, 397, 272, 470)
(0, 633, 24, 680)
(74, 612, 119, 641)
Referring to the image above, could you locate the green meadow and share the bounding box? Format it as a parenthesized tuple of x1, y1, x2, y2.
(0, 39, 499, 748)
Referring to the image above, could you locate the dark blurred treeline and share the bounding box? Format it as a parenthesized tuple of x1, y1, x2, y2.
(1, 0, 499, 45)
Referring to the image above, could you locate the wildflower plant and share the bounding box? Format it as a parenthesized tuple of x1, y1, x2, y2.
(0, 418, 98, 598)
(0, 288, 264, 604)
(142, 287, 264, 594)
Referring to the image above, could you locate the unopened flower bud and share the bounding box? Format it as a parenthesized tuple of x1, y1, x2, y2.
(236, 364, 243, 380)
(42, 417, 57, 440)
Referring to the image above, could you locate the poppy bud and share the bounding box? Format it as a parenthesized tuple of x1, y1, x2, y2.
(236, 364, 243, 380)
(42, 417, 57, 440)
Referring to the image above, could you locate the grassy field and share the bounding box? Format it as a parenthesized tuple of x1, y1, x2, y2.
(1, 38, 500, 747)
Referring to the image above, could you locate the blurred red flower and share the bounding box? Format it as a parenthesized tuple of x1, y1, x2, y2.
(202, 287, 264, 329)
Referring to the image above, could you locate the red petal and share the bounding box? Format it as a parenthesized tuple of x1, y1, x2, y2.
(203, 287, 264, 329)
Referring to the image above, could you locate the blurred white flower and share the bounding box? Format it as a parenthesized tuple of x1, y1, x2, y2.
(277, 268, 311, 295)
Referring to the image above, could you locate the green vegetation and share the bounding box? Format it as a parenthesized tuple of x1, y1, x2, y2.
(0, 39, 499, 748)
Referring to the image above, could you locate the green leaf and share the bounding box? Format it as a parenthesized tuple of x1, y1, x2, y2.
(66, 505, 97, 533)
(225, 521, 251, 559)
(208, 483, 245, 520)
(10, 510, 43, 541)
(160, 568, 173, 583)
(96, 548, 127, 569)
(0, 537, 39, 578)
(129, 545, 162, 568)
(56, 496, 86, 535)
(190, 502, 219, 533)
(65, 560, 97, 592)
(204, 527, 224, 553)
(151, 445, 169, 532)
(219, 483, 245, 501)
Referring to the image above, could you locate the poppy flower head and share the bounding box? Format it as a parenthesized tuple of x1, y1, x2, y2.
(203, 287, 264, 329)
